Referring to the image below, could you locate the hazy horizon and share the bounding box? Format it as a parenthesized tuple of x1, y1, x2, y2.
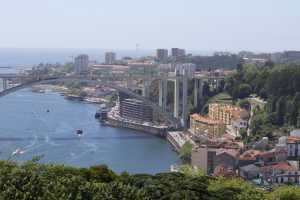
(0, 0, 299, 52)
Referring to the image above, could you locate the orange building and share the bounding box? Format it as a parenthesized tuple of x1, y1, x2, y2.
(209, 103, 247, 126)
(190, 114, 226, 140)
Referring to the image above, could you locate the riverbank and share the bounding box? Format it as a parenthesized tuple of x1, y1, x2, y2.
(0, 88, 180, 174)
(30, 84, 67, 92)
(104, 117, 168, 137)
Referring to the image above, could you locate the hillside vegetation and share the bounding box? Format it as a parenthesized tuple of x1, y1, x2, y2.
(224, 64, 300, 140)
(0, 158, 299, 200)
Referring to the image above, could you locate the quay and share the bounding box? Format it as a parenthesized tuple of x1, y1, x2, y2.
(104, 117, 168, 137)
(166, 131, 188, 152)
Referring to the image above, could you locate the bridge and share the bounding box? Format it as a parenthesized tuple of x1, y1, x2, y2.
(0, 74, 225, 128)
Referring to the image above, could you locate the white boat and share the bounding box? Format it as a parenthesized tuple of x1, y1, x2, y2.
(12, 148, 23, 156)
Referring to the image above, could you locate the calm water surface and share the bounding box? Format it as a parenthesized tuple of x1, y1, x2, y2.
(0, 88, 180, 174)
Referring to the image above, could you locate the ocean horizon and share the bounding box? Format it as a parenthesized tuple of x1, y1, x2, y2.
(0, 48, 214, 67)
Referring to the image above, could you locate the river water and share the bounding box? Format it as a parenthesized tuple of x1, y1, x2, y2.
(0, 88, 180, 174)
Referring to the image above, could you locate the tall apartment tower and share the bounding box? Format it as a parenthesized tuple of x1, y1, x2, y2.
(172, 48, 185, 57)
(105, 52, 116, 64)
(156, 49, 168, 59)
(74, 54, 89, 74)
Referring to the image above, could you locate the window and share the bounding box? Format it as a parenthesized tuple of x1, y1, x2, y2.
(281, 178, 283, 183)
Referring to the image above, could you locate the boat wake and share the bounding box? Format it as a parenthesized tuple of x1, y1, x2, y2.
(25, 134, 38, 148)
(45, 134, 60, 146)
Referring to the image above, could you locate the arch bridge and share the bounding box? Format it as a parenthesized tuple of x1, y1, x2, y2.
(0, 74, 225, 128)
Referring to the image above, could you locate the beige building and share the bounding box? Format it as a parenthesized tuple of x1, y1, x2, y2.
(192, 146, 218, 174)
(209, 103, 247, 126)
(190, 114, 226, 140)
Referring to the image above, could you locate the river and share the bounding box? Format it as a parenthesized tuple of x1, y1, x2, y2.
(0, 88, 180, 174)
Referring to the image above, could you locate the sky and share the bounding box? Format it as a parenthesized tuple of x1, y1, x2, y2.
(0, 0, 299, 52)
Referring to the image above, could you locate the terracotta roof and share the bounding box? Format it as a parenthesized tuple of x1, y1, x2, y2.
(260, 162, 296, 172)
(217, 148, 240, 157)
(286, 136, 300, 144)
(190, 114, 220, 125)
(243, 150, 261, 157)
(258, 152, 275, 158)
(222, 133, 237, 140)
(210, 103, 244, 112)
(237, 156, 257, 161)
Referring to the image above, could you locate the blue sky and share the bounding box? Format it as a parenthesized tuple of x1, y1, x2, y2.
(0, 0, 299, 52)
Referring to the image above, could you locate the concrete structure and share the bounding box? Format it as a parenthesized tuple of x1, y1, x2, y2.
(286, 136, 300, 160)
(192, 146, 217, 174)
(119, 92, 153, 123)
(209, 103, 247, 126)
(0, 75, 182, 128)
(167, 131, 188, 152)
(105, 52, 116, 64)
(156, 49, 168, 59)
(171, 48, 185, 57)
(175, 63, 196, 78)
(74, 54, 89, 74)
(0, 73, 225, 129)
(215, 149, 240, 170)
(190, 114, 226, 140)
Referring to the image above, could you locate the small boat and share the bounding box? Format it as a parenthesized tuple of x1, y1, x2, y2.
(31, 111, 36, 114)
(76, 129, 83, 136)
(46, 109, 50, 113)
(12, 148, 23, 156)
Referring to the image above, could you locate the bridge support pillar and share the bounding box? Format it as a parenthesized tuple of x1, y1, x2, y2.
(198, 79, 203, 100)
(20, 77, 25, 84)
(174, 79, 180, 118)
(163, 79, 168, 111)
(193, 79, 198, 107)
(182, 77, 188, 128)
(2, 78, 7, 91)
(159, 80, 163, 107)
(142, 80, 151, 98)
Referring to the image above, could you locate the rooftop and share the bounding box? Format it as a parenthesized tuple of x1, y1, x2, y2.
(210, 103, 244, 112)
(260, 162, 296, 172)
(286, 136, 300, 144)
(190, 113, 220, 125)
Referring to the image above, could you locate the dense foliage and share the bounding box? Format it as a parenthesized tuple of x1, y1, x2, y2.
(0, 158, 299, 199)
(160, 55, 244, 70)
(224, 64, 300, 140)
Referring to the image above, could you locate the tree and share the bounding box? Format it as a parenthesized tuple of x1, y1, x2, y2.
(237, 99, 250, 110)
(237, 84, 252, 99)
(179, 142, 194, 164)
(267, 185, 300, 200)
(276, 96, 286, 126)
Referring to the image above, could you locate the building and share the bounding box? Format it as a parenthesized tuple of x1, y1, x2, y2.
(215, 148, 240, 170)
(119, 92, 153, 123)
(171, 48, 186, 57)
(156, 49, 168, 59)
(209, 103, 248, 126)
(260, 162, 300, 185)
(74, 54, 89, 74)
(190, 114, 226, 140)
(171, 48, 179, 57)
(105, 52, 116, 64)
(192, 146, 217, 174)
(175, 63, 196, 77)
(283, 51, 300, 60)
(286, 136, 300, 160)
(178, 49, 185, 56)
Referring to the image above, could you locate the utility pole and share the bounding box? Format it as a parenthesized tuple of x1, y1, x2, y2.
(135, 44, 140, 59)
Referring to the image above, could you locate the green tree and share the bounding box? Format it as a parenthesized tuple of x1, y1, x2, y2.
(179, 142, 194, 164)
(237, 84, 252, 99)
